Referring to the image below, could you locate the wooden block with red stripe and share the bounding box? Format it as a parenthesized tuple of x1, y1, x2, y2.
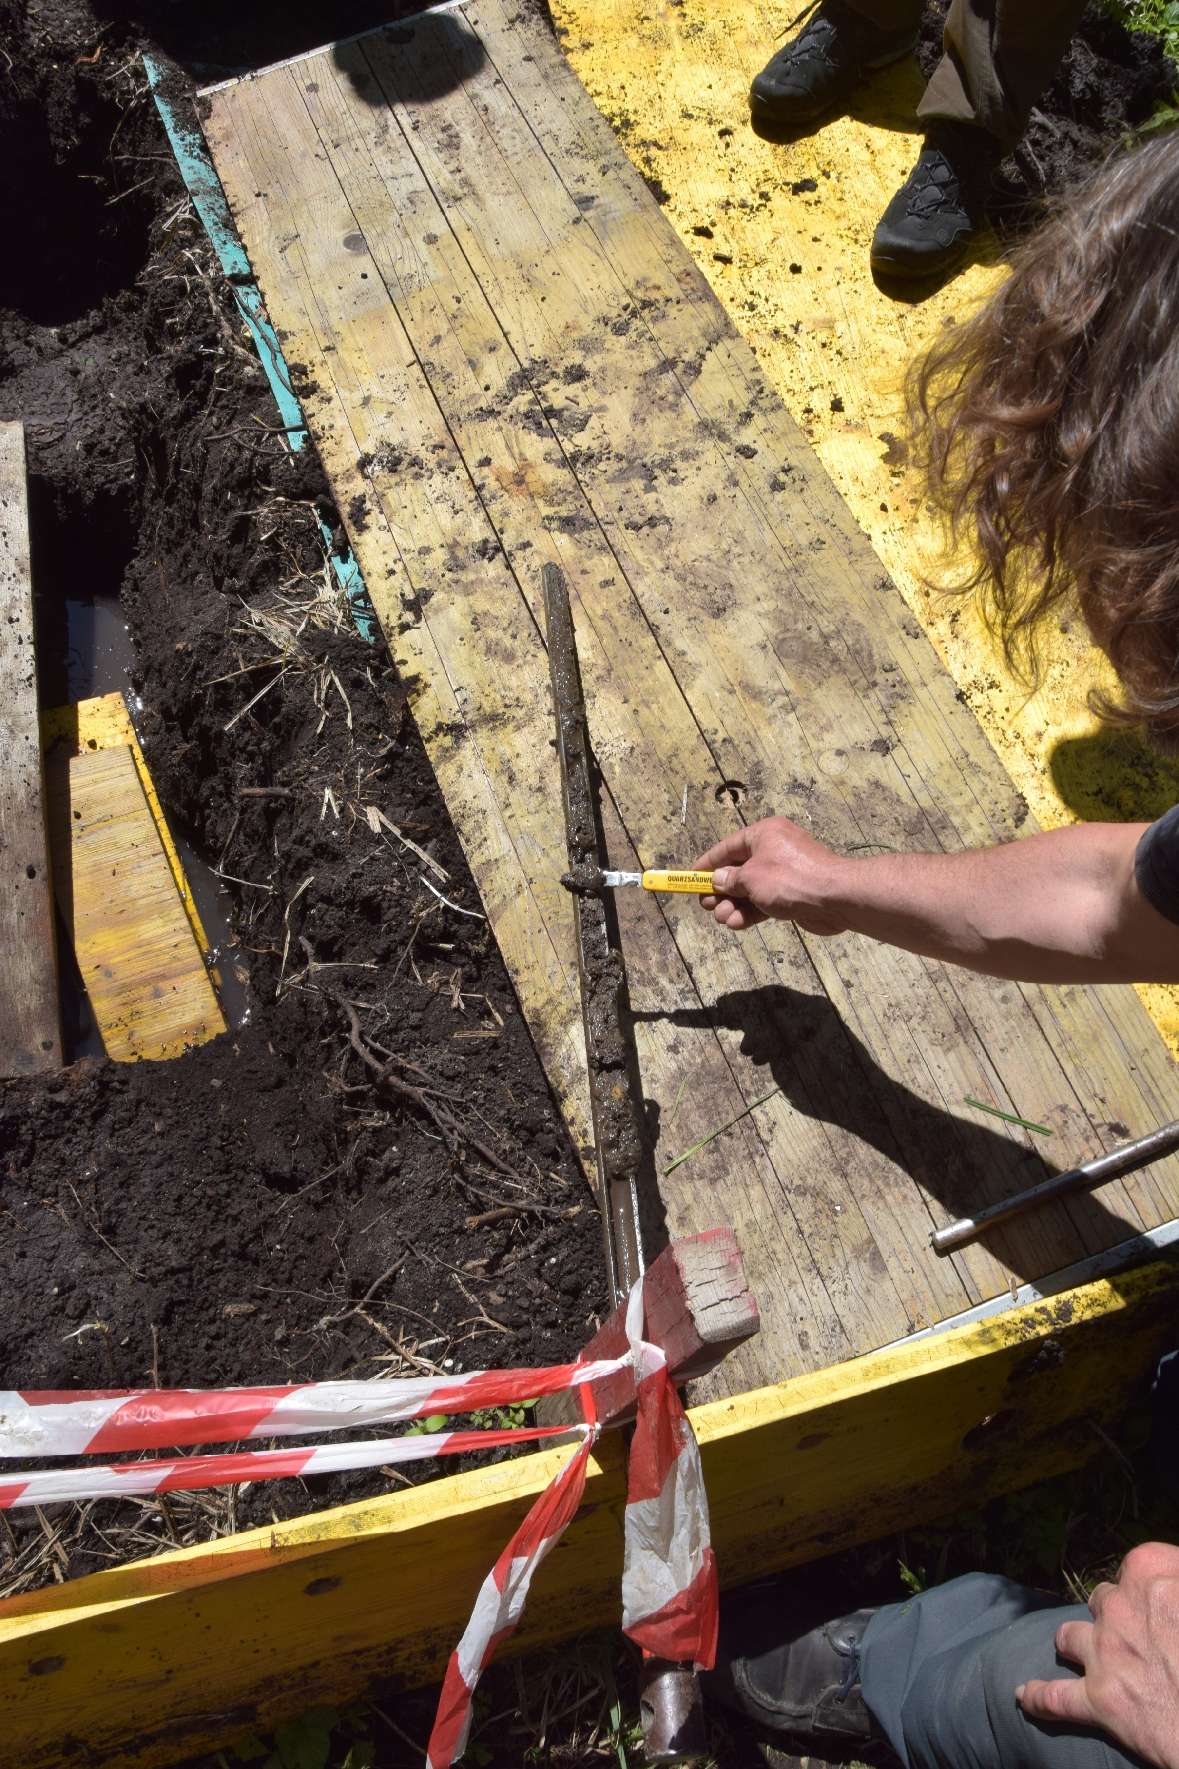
(540, 1228, 759, 1427)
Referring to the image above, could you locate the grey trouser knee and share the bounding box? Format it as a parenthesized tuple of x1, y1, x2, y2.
(859, 1573, 1143, 1769)
(847, 0, 1087, 147)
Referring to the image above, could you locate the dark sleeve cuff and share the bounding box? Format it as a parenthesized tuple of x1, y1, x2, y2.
(1135, 806, 1179, 927)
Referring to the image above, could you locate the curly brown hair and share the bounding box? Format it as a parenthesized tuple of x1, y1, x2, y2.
(908, 131, 1179, 746)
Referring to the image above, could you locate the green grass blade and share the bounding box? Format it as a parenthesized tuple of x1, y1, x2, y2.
(664, 1088, 780, 1173)
(964, 1096, 1052, 1137)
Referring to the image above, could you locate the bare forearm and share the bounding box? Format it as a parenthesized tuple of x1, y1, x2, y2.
(826, 824, 1152, 983)
(698, 816, 1179, 985)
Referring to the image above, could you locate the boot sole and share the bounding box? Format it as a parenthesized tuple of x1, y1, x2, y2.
(869, 241, 970, 282)
(749, 32, 918, 124)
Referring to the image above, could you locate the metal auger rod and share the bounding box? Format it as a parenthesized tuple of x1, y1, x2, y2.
(931, 1118, 1179, 1254)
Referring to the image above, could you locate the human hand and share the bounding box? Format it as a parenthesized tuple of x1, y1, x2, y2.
(694, 816, 848, 935)
(1016, 1543, 1179, 1768)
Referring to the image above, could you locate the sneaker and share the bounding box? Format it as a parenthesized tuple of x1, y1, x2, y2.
(706, 1589, 882, 1755)
(750, 0, 918, 128)
(871, 124, 996, 280)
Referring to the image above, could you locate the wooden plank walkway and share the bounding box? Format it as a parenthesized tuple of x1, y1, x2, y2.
(204, 3, 1179, 1399)
(550, 0, 1179, 1059)
(0, 421, 60, 1077)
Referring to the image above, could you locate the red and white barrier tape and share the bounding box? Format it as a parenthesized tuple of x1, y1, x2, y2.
(3, 1288, 716, 1768)
(426, 1430, 597, 1769)
(0, 1358, 627, 1458)
(425, 1283, 717, 1767)
(0, 1424, 579, 1511)
(619, 1279, 718, 1668)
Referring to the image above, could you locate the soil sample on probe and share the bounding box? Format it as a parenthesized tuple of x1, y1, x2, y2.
(543, 561, 645, 1301)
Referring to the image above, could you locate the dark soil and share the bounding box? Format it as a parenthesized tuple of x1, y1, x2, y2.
(0, 0, 604, 1593)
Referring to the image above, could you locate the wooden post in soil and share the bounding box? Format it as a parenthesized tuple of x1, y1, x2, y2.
(540, 1226, 760, 1429)
(0, 420, 60, 1077)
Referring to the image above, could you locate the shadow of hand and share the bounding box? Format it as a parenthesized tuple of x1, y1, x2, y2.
(636, 981, 1136, 1276)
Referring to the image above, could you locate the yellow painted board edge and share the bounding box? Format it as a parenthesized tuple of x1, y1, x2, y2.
(42, 692, 215, 967)
(1, 1258, 1175, 1769)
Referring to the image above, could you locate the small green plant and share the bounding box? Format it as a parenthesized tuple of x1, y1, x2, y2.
(897, 1558, 926, 1596)
(1126, 0, 1179, 55)
(226, 1705, 376, 1769)
(270, 1707, 338, 1769)
(600, 1656, 637, 1769)
(1137, 96, 1179, 132)
(470, 1400, 535, 1431)
(1102, 0, 1179, 130)
(405, 1411, 450, 1436)
(404, 1401, 536, 1437)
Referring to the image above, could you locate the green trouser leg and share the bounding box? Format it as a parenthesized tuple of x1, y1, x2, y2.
(859, 1573, 1145, 1769)
(847, 0, 1087, 147)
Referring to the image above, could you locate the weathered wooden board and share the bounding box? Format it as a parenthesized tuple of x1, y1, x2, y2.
(46, 739, 223, 1062)
(1, 1255, 1176, 1769)
(0, 421, 60, 1077)
(549, 0, 1179, 1059)
(204, 4, 1179, 1395)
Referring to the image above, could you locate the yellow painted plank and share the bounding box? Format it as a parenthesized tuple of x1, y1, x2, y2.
(202, 8, 1179, 1397)
(0, 1256, 1175, 1769)
(46, 741, 223, 1062)
(0, 421, 60, 1075)
(549, 0, 1179, 1054)
(42, 692, 215, 965)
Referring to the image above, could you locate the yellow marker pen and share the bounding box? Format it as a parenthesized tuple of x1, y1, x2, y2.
(601, 868, 715, 894)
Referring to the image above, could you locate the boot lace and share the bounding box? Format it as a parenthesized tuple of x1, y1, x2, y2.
(904, 148, 964, 217)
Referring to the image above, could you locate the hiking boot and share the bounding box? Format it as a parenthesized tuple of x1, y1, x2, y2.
(871, 124, 997, 280)
(750, 0, 918, 128)
(706, 1589, 882, 1756)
